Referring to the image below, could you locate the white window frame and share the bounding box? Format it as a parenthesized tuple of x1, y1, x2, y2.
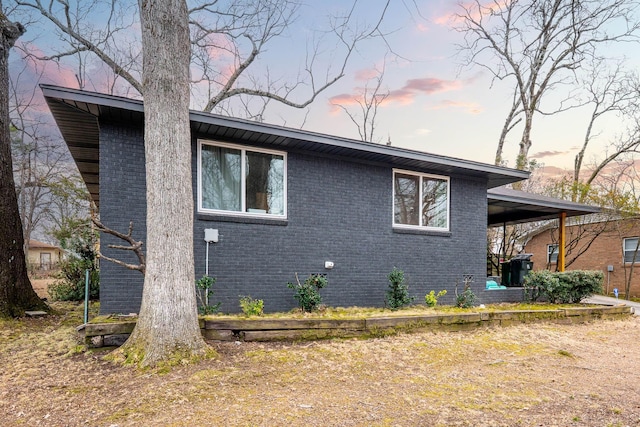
(197, 139, 287, 218)
(547, 244, 559, 264)
(392, 169, 450, 231)
(623, 237, 640, 264)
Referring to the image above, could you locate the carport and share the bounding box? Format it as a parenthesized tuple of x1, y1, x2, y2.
(487, 187, 601, 272)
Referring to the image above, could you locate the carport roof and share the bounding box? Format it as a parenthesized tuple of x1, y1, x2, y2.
(487, 187, 601, 226)
(41, 85, 531, 208)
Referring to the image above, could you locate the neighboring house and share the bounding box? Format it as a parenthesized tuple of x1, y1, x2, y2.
(27, 240, 63, 272)
(524, 217, 640, 298)
(43, 85, 595, 314)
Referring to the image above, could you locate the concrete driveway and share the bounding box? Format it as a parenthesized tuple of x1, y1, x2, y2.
(583, 295, 640, 316)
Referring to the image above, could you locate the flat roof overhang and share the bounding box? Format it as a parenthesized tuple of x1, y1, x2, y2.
(488, 187, 601, 226)
(41, 85, 531, 208)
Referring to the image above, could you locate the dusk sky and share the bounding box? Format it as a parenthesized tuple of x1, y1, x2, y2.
(11, 0, 640, 177)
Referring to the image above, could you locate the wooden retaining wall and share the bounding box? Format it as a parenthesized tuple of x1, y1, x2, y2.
(82, 305, 634, 348)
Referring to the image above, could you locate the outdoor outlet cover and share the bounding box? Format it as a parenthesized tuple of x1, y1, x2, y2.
(325, 261, 334, 269)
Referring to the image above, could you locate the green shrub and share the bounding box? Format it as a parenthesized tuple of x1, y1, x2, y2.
(523, 270, 558, 302)
(455, 288, 476, 308)
(386, 267, 414, 310)
(424, 290, 447, 307)
(48, 233, 99, 301)
(287, 273, 327, 312)
(239, 296, 264, 316)
(196, 275, 221, 315)
(523, 270, 603, 304)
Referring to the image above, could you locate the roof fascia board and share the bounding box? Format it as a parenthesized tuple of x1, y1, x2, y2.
(41, 84, 529, 184)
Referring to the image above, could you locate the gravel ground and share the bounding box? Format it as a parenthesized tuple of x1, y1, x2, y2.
(1, 303, 640, 426)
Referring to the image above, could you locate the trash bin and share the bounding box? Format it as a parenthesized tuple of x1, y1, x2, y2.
(508, 254, 533, 286)
(500, 262, 511, 286)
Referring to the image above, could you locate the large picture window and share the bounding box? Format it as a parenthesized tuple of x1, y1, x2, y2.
(393, 170, 449, 230)
(624, 237, 640, 263)
(199, 140, 286, 217)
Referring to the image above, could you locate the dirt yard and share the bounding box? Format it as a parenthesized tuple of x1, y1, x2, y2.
(1, 303, 640, 426)
(30, 277, 53, 299)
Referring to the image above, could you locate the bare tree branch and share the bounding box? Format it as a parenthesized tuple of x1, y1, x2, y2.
(456, 0, 640, 171)
(91, 217, 145, 274)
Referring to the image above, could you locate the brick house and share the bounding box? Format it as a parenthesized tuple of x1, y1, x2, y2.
(524, 218, 640, 298)
(43, 85, 596, 314)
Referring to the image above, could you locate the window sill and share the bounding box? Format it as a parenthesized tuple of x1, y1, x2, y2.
(392, 227, 451, 237)
(197, 213, 288, 226)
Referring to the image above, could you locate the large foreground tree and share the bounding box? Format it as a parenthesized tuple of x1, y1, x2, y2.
(0, 9, 48, 317)
(114, 0, 208, 366)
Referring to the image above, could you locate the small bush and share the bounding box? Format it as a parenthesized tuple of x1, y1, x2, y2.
(523, 270, 603, 304)
(424, 290, 447, 307)
(196, 275, 221, 315)
(386, 267, 414, 310)
(287, 273, 327, 312)
(48, 278, 99, 302)
(456, 288, 476, 308)
(239, 296, 264, 317)
(49, 239, 99, 302)
(48, 217, 100, 301)
(523, 270, 558, 302)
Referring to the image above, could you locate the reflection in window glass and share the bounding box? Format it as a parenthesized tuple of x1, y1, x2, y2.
(422, 177, 448, 228)
(394, 173, 419, 226)
(245, 151, 284, 215)
(201, 145, 241, 211)
(200, 141, 285, 216)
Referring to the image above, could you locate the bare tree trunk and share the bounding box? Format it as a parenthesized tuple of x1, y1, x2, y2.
(516, 113, 533, 171)
(495, 94, 521, 166)
(117, 0, 208, 366)
(0, 12, 48, 317)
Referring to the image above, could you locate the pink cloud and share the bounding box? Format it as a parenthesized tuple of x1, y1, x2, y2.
(17, 42, 79, 90)
(404, 78, 462, 94)
(531, 150, 571, 159)
(536, 165, 570, 179)
(354, 68, 380, 81)
(329, 75, 466, 111)
(428, 99, 483, 114)
(434, 0, 512, 27)
(385, 77, 464, 104)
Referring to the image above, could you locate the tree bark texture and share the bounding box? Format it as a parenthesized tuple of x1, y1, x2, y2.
(0, 13, 48, 318)
(121, 0, 207, 365)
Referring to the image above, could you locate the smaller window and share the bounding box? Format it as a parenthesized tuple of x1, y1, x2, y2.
(547, 244, 559, 264)
(393, 170, 449, 231)
(624, 237, 640, 263)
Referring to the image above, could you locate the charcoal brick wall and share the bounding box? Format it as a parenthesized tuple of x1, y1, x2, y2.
(99, 121, 147, 314)
(99, 122, 492, 314)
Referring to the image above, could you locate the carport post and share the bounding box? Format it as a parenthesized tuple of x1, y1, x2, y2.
(558, 212, 566, 272)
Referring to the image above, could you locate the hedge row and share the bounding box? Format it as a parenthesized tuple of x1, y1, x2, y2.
(523, 270, 603, 304)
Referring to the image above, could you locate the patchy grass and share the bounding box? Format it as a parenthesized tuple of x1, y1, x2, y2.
(2, 303, 640, 426)
(202, 301, 591, 321)
(87, 301, 600, 325)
